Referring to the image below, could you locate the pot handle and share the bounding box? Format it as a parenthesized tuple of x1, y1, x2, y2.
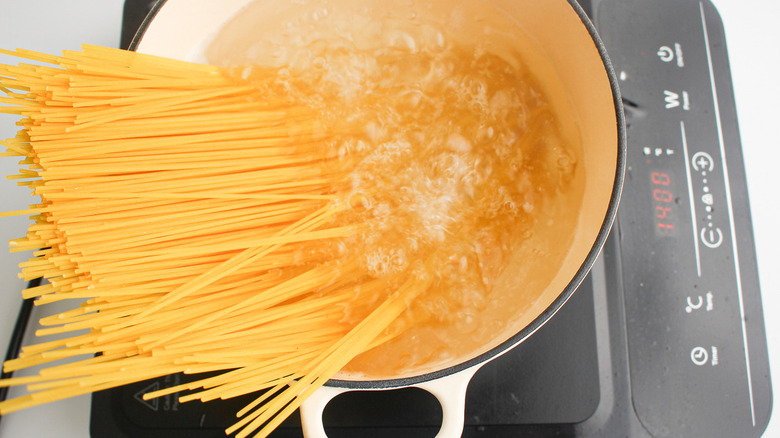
(300, 385, 350, 438)
(300, 365, 480, 438)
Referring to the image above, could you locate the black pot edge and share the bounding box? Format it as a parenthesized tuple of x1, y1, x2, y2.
(128, 0, 167, 52)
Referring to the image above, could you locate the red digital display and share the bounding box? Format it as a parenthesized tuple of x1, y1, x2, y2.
(651, 171, 676, 236)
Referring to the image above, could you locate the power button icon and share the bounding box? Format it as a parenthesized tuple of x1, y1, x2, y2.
(691, 347, 709, 366)
(701, 226, 724, 249)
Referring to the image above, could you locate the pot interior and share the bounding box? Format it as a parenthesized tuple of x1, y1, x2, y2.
(135, 0, 620, 382)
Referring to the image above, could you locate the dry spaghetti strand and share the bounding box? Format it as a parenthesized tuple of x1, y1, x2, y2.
(0, 45, 404, 438)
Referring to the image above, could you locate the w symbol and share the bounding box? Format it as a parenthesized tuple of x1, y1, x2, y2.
(663, 90, 689, 110)
(664, 90, 680, 109)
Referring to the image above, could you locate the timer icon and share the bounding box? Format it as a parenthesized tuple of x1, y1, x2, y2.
(691, 347, 709, 366)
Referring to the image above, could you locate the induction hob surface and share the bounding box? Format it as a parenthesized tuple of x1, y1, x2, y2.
(90, 1, 772, 437)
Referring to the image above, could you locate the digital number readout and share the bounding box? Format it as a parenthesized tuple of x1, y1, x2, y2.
(651, 171, 677, 236)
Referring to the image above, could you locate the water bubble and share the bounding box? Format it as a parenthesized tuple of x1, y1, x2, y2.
(454, 310, 478, 334)
(557, 153, 574, 174)
(502, 200, 517, 215)
(347, 191, 373, 212)
(434, 30, 445, 48)
(446, 133, 472, 153)
(364, 121, 382, 142)
(386, 30, 417, 52)
(458, 255, 469, 273)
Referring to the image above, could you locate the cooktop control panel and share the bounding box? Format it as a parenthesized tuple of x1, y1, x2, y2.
(596, 0, 772, 436)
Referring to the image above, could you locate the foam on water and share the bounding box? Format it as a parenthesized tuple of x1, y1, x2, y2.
(208, 0, 584, 377)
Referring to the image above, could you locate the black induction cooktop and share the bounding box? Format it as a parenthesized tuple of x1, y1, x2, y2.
(91, 1, 772, 436)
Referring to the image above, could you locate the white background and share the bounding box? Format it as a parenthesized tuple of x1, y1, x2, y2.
(0, 1, 778, 436)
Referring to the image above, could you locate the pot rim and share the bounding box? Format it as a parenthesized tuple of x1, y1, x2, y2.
(129, 0, 627, 390)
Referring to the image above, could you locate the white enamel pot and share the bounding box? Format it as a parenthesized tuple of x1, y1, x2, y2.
(131, 0, 626, 436)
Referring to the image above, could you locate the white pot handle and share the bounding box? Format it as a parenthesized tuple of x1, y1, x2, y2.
(300, 385, 350, 438)
(415, 365, 480, 438)
(300, 365, 481, 438)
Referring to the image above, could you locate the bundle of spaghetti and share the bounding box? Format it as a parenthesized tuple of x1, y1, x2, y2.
(0, 45, 423, 438)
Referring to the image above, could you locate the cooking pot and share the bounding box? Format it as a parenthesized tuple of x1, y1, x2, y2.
(131, 0, 625, 436)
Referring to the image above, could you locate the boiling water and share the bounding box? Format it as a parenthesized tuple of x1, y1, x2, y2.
(206, 0, 584, 378)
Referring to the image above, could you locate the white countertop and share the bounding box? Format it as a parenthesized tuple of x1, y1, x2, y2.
(0, 1, 778, 436)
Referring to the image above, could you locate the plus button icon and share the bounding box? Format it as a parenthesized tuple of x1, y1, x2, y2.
(691, 152, 715, 172)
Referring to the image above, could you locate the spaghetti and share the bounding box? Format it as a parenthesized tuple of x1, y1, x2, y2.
(0, 29, 582, 437)
(0, 45, 398, 438)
